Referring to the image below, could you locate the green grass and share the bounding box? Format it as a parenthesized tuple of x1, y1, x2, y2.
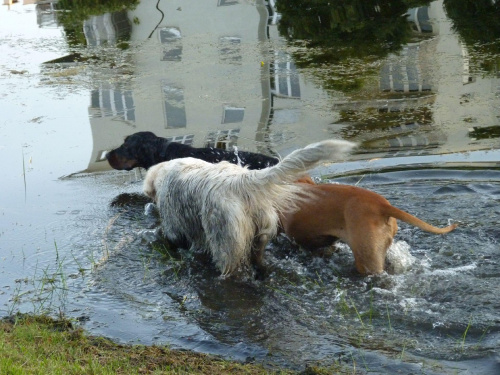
(0, 314, 359, 374)
(0, 315, 293, 375)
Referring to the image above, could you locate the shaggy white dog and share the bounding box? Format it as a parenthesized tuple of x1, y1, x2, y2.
(143, 140, 355, 276)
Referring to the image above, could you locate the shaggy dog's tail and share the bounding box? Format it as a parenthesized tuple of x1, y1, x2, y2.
(253, 139, 356, 185)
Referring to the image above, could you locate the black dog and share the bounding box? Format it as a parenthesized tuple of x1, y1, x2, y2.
(106, 131, 279, 170)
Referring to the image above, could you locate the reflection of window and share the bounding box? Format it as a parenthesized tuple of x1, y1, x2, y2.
(271, 51, 301, 98)
(90, 83, 135, 121)
(406, 7, 433, 33)
(219, 37, 241, 64)
(222, 106, 244, 124)
(83, 11, 131, 46)
(380, 45, 431, 92)
(272, 108, 301, 125)
(162, 84, 187, 128)
(166, 134, 195, 145)
(36, 1, 58, 28)
(205, 129, 240, 149)
(217, 0, 239, 6)
(159, 27, 182, 61)
(267, 0, 281, 25)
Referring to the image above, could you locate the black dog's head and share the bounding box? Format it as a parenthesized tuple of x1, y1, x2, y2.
(106, 131, 167, 170)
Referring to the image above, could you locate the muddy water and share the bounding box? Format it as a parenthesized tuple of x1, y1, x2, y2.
(1, 0, 499, 373)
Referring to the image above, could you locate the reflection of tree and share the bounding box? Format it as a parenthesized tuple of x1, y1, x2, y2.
(56, 0, 139, 46)
(338, 104, 433, 138)
(444, 0, 500, 74)
(276, 0, 430, 93)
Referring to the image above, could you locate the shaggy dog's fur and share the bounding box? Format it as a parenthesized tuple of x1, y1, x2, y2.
(281, 180, 458, 275)
(107, 131, 279, 171)
(143, 140, 355, 276)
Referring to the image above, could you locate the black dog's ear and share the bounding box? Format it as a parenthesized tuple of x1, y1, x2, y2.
(120, 131, 166, 170)
(135, 140, 159, 170)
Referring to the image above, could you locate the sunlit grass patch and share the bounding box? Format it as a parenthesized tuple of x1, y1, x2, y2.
(0, 314, 292, 374)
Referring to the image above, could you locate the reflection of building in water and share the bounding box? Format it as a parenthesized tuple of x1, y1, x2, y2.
(84, 0, 276, 172)
(422, 0, 500, 154)
(263, 0, 500, 160)
(327, 1, 500, 159)
(320, 5, 442, 157)
(43, 0, 500, 172)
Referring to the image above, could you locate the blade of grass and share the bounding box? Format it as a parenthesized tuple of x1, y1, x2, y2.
(22, 148, 27, 201)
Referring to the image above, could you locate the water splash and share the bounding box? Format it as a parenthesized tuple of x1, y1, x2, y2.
(232, 146, 243, 167)
(385, 240, 416, 274)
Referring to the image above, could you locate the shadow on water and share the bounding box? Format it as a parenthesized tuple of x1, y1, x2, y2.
(1, 0, 500, 373)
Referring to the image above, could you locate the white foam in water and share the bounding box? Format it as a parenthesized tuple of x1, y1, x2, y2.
(398, 297, 421, 310)
(333, 242, 352, 254)
(232, 146, 243, 167)
(138, 228, 162, 243)
(428, 263, 477, 276)
(385, 240, 416, 274)
(144, 202, 157, 216)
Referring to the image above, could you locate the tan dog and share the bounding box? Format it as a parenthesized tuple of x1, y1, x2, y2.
(281, 181, 457, 275)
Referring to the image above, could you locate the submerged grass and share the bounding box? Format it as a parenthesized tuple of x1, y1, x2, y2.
(151, 242, 184, 279)
(8, 240, 71, 317)
(460, 316, 472, 350)
(0, 314, 292, 375)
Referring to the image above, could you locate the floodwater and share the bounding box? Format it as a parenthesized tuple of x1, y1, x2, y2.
(1, 0, 499, 373)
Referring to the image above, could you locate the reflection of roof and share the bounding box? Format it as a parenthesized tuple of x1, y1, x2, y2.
(43, 53, 86, 66)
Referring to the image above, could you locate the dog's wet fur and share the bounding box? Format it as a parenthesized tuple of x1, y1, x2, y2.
(143, 139, 356, 277)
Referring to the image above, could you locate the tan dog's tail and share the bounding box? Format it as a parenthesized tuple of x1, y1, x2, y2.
(385, 206, 457, 234)
(252, 139, 356, 185)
